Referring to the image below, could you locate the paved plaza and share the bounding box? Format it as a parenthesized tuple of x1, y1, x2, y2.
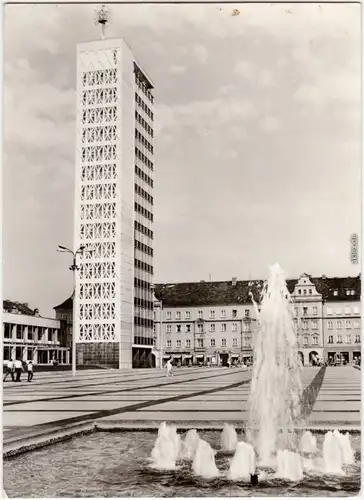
(3, 366, 361, 450)
(309, 366, 361, 426)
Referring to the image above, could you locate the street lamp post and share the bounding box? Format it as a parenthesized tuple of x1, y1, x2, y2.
(159, 299, 164, 369)
(57, 244, 93, 376)
(151, 285, 164, 369)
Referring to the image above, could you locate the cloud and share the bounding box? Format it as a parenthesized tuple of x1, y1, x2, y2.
(277, 57, 289, 68)
(260, 115, 281, 134)
(229, 125, 248, 141)
(193, 44, 208, 64)
(155, 97, 257, 139)
(234, 60, 254, 80)
(258, 69, 276, 88)
(4, 79, 75, 153)
(2, 2, 361, 316)
(169, 64, 187, 75)
(225, 149, 238, 159)
(217, 84, 239, 96)
(293, 84, 324, 113)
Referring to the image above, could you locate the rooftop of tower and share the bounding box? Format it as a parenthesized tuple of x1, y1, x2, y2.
(77, 37, 154, 89)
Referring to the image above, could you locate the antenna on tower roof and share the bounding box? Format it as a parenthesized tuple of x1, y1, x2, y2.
(95, 5, 110, 40)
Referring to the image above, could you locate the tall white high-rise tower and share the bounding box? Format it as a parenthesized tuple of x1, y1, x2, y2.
(74, 29, 155, 368)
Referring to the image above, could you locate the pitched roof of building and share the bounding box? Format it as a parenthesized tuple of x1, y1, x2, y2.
(3, 300, 36, 316)
(53, 296, 73, 310)
(154, 276, 361, 307)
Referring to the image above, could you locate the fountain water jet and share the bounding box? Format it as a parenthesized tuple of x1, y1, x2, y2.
(333, 430, 355, 465)
(220, 423, 238, 452)
(247, 264, 303, 465)
(150, 422, 181, 469)
(276, 450, 303, 481)
(180, 429, 200, 460)
(300, 430, 317, 454)
(192, 439, 220, 479)
(228, 441, 256, 481)
(323, 431, 344, 474)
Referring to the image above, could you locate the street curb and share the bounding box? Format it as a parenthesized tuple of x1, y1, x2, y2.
(3, 421, 96, 458)
(95, 421, 361, 434)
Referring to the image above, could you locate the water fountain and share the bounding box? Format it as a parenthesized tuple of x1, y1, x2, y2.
(300, 430, 317, 454)
(144, 265, 360, 493)
(333, 430, 355, 465)
(192, 439, 220, 479)
(220, 423, 238, 452)
(323, 431, 344, 474)
(150, 422, 181, 469)
(276, 450, 303, 481)
(247, 263, 303, 466)
(180, 429, 200, 460)
(228, 441, 256, 481)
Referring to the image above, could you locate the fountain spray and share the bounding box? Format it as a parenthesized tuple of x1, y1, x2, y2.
(247, 264, 303, 465)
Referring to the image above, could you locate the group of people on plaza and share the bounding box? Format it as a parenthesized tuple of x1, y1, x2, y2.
(164, 357, 250, 377)
(3, 359, 34, 382)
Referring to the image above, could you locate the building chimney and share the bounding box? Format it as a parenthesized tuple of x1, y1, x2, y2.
(232, 277, 237, 287)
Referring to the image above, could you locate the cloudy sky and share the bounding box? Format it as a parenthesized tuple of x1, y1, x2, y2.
(3, 2, 361, 316)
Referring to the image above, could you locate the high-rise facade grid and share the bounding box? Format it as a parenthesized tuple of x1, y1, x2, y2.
(74, 38, 155, 368)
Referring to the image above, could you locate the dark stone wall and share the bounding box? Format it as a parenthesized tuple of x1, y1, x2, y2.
(76, 343, 120, 368)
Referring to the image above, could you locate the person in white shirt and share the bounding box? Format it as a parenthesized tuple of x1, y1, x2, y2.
(3, 360, 14, 382)
(165, 359, 173, 378)
(27, 361, 34, 382)
(14, 359, 23, 382)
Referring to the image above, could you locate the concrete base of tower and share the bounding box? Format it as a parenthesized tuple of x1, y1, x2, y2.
(118, 361, 132, 369)
(76, 342, 120, 368)
(132, 346, 155, 368)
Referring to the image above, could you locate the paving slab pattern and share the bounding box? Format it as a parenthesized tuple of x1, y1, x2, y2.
(309, 366, 361, 427)
(3, 365, 359, 447)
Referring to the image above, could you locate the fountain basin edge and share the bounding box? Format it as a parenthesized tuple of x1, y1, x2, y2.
(3, 420, 361, 459)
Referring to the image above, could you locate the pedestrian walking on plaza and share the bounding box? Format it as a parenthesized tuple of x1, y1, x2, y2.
(3, 360, 15, 382)
(14, 358, 23, 382)
(27, 361, 34, 382)
(165, 358, 173, 378)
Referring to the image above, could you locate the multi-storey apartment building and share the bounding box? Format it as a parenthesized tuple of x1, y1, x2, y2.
(154, 279, 259, 366)
(321, 278, 361, 364)
(3, 301, 69, 365)
(291, 274, 361, 364)
(291, 273, 325, 366)
(74, 36, 155, 369)
(54, 296, 73, 354)
(154, 274, 361, 367)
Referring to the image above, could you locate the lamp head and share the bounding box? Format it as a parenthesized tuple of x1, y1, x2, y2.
(57, 245, 72, 253)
